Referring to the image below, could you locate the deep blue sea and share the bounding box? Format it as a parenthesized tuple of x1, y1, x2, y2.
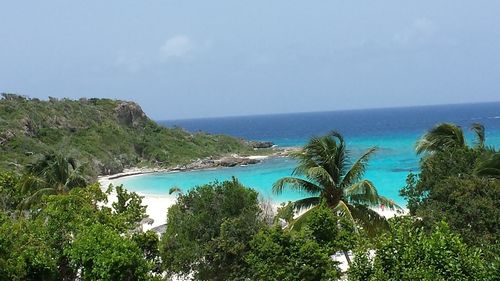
(111, 102, 500, 206)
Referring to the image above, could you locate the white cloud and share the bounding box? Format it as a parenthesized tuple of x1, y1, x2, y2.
(115, 35, 197, 72)
(160, 35, 194, 61)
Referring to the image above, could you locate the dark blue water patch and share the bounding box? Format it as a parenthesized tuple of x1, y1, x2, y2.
(390, 167, 418, 173)
(160, 102, 500, 145)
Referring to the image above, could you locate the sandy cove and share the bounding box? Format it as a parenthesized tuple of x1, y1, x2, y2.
(98, 153, 286, 231)
(99, 153, 407, 232)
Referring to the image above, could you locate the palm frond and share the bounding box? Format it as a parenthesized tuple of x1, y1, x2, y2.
(341, 147, 377, 187)
(307, 136, 334, 168)
(292, 196, 320, 211)
(328, 131, 345, 144)
(333, 137, 347, 183)
(287, 205, 319, 231)
(292, 155, 320, 177)
(332, 200, 355, 223)
(272, 177, 322, 195)
(18, 174, 46, 194)
(344, 180, 401, 209)
(304, 166, 335, 189)
(376, 196, 401, 210)
(348, 203, 389, 237)
(66, 172, 87, 189)
(416, 123, 466, 154)
(475, 152, 500, 179)
(18, 188, 57, 209)
(344, 180, 379, 204)
(470, 123, 485, 149)
(169, 186, 183, 195)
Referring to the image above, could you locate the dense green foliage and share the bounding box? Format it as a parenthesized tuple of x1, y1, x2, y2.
(401, 124, 500, 249)
(0, 94, 255, 178)
(349, 218, 490, 281)
(160, 178, 263, 280)
(18, 152, 88, 209)
(66, 223, 150, 281)
(400, 122, 500, 276)
(304, 203, 357, 255)
(0, 171, 22, 211)
(160, 181, 350, 281)
(246, 226, 340, 281)
(273, 131, 399, 236)
(0, 176, 160, 281)
(403, 172, 499, 248)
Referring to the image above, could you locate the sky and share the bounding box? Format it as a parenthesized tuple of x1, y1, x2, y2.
(1, 1, 500, 120)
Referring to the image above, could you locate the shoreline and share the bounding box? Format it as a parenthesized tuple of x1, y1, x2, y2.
(99, 147, 302, 231)
(98, 146, 408, 232)
(100, 170, 407, 232)
(101, 185, 407, 232)
(99, 146, 301, 182)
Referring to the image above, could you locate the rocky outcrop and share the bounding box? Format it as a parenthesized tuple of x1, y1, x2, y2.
(247, 141, 275, 149)
(114, 102, 147, 127)
(1, 93, 27, 101)
(94, 158, 125, 176)
(171, 155, 261, 171)
(218, 156, 260, 167)
(0, 130, 15, 146)
(20, 117, 37, 137)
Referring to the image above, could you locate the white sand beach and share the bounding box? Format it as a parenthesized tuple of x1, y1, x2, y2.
(99, 171, 407, 232)
(99, 173, 175, 231)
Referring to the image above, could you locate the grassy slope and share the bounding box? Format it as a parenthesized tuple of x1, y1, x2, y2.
(0, 95, 255, 178)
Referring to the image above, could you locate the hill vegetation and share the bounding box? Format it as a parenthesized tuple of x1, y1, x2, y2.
(0, 94, 257, 179)
(0, 96, 498, 280)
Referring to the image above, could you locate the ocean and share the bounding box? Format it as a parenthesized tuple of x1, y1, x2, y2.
(111, 102, 500, 206)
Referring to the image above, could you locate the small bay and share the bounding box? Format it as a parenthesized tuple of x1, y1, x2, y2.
(112, 102, 500, 206)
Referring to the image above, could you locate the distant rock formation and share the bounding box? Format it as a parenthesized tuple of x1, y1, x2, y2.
(171, 155, 261, 171)
(247, 140, 275, 149)
(218, 156, 260, 167)
(114, 101, 147, 127)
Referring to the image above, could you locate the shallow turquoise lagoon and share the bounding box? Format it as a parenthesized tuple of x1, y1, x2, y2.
(111, 135, 420, 206)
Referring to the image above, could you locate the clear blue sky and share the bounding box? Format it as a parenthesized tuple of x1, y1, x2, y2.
(2, 1, 499, 119)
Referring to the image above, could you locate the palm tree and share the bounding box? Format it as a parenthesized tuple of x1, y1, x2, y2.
(18, 152, 87, 208)
(471, 123, 485, 149)
(475, 152, 500, 179)
(416, 123, 485, 154)
(273, 131, 399, 235)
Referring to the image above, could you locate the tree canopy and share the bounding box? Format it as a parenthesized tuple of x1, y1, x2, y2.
(160, 178, 263, 280)
(349, 217, 490, 281)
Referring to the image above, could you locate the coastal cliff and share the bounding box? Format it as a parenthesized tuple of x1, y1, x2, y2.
(0, 94, 269, 179)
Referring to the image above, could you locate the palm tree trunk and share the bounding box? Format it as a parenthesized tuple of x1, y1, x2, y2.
(343, 250, 351, 266)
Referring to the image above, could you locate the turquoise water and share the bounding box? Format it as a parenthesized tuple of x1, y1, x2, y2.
(111, 133, 496, 206)
(112, 103, 500, 207)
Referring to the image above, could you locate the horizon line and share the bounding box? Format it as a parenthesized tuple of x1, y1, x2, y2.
(162, 100, 500, 122)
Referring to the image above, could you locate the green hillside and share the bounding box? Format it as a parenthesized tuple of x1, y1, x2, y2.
(0, 94, 256, 178)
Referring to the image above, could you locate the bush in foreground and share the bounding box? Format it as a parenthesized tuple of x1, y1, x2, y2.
(349, 217, 490, 281)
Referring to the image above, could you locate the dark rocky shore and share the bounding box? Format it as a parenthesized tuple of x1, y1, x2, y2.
(106, 145, 301, 180)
